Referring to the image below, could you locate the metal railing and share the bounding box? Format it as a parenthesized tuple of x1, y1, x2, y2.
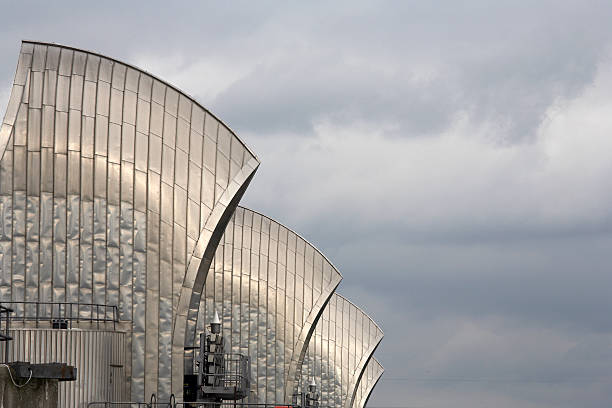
(201, 353, 250, 390)
(87, 403, 164, 408)
(88, 395, 302, 408)
(0, 301, 119, 330)
(87, 404, 301, 408)
(173, 404, 301, 408)
(0, 305, 13, 363)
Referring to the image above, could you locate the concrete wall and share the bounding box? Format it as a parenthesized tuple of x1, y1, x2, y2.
(0, 367, 59, 408)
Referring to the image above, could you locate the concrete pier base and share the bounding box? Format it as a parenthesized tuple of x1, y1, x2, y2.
(0, 366, 59, 408)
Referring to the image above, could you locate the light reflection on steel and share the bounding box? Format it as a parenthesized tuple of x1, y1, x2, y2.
(353, 358, 383, 408)
(0, 41, 260, 403)
(0, 40, 385, 408)
(301, 294, 383, 408)
(192, 207, 343, 404)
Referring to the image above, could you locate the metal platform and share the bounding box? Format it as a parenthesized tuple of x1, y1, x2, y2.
(8, 361, 77, 382)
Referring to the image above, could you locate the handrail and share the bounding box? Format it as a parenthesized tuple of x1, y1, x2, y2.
(0, 306, 13, 363)
(86, 393, 304, 408)
(87, 402, 303, 408)
(0, 301, 119, 330)
(198, 352, 249, 394)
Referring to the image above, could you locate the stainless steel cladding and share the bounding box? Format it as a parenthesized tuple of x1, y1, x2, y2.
(193, 207, 343, 404)
(0, 41, 260, 401)
(1, 328, 127, 407)
(301, 294, 383, 408)
(353, 358, 383, 408)
(0, 40, 385, 408)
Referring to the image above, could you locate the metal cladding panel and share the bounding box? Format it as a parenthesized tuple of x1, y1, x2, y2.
(353, 358, 383, 408)
(0, 41, 260, 402)
(301, 294, 383, 408)
(0, 328, 127, 408)
(193, 206, 343, 405)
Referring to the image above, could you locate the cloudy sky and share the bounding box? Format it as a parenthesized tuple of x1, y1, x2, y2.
(2, 1, 612, 407)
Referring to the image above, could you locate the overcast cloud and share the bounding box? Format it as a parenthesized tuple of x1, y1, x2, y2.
(2, 1, 612, 407)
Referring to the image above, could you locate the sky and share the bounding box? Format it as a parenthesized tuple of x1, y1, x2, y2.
(1, 1, 612, 407)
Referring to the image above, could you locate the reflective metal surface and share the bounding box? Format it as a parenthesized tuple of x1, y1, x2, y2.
(300, 294, 383, 408)
(0, 40, 386, 408)
(192, 207, 342, 404)
(352, 358, 383, 408)
(0, 328, 127, 407)
(0, 41, 260, 402)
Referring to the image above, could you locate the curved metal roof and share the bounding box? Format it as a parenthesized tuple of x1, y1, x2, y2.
(0, 41, 260, 404)
(20, 40, 258, 160)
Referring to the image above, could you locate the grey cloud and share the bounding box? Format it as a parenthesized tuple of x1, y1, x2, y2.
(333, 234, 612, 332)
(2, 1, 609, 143)
(210, 1, 612, 142)
(212, 51, 458, 137)
(339, 285, 612, 408)
(0, 1, 274, 90)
